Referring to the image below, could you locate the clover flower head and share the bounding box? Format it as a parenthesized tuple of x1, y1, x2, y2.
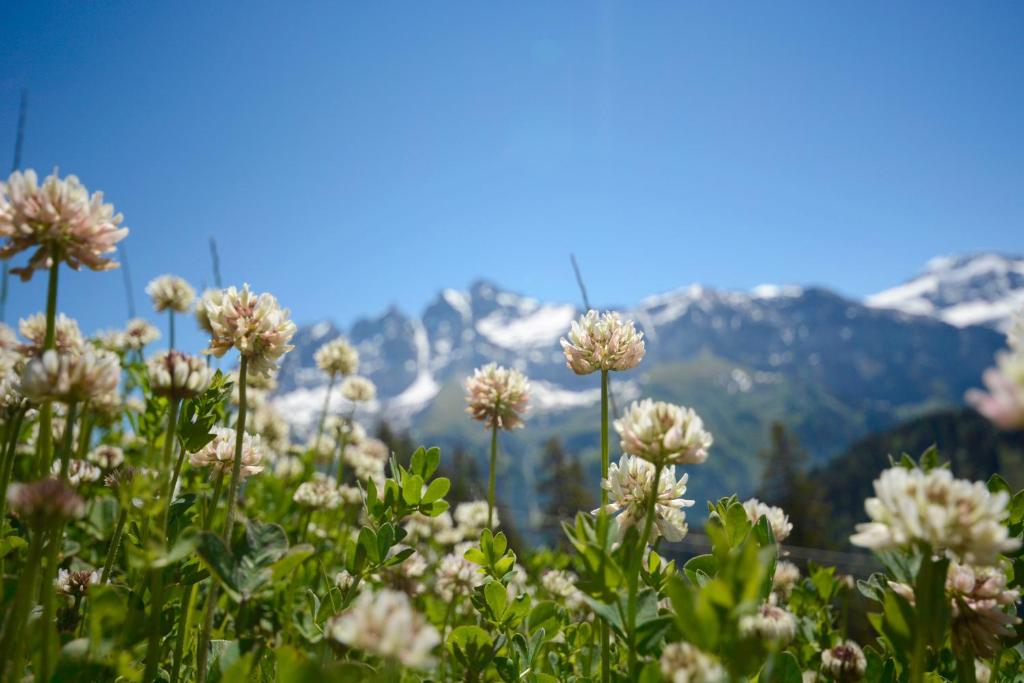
(204, 284, 297, 378)
(659, 642, 726, 683)
(327, 589, 440, 670)
(87, 444, 125, 470)
(966, 349, 1024, 430)
(18, 313, 83, 355)
(293, 478, 343, 510)
(947, 562, 1021, 659)
(540, 569, 587, 610)
(146, 274, 196, 313)
(53, 458, 102, 486)
(454, 500, 493, 540)
(821, 641, 866, 682)
(615, 399, 712, 466)
(341, 375, 376, 403)
(124, 318, 160, 350)
(189, 427, 263, 478)
(147, 350, 213, 399)
(742, 498, 793, 543)
(436, 552, 483, 601)
(0, 169, 128, 281)
(20, 348, 120, 404)
(464, 363, 529, 430)
(739, 604, 797, 645)
(315, 337, 359, 377)
(772, 561, 801, 601)
(55, 568, 100, 596)
(598, 455, 693, 545)
(8, 477, 85, 528)
(560, 309, 645, 375)
(850, 466, 1020, 566)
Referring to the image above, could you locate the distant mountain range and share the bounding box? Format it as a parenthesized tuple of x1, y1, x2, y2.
(272, 252, 1018, 533)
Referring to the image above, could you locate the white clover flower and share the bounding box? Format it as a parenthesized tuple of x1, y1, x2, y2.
(341, 375, 376, 403)
(967, 348, 1024, 430)
(464, 363, 530, 430)
(8, 478, 85, 528)
(326, 415, 366, 445)
(306, 433, 337, 461)
(947, 562, 1021, 658)
(615, 399, 712, 466)
(53, 458, 102, 486)
(739, 604, 796, 645)
(338, 484, 362, 506)
(598, 455, 694, 545)
(327, 588, 440, 670)
(659, 642, 726, 683)
(850, 466, 1020, 566)
(195, 288, 223, 334)
(18, 313, 83, 355)
(560, 310, 645, 375)
(92, 329, 128, 353)
(742, 498, 793, 543)
(315, 337, 359, 377)
(189, 427, 263, 478)
(273, 454, 305, 480)
(404, 511, 455, 544)
(0, 323, 17, 352)
(0, 169, 128, 281)
(335, 570, 356, 592)
(146, 274, 196, 313)
(146, 350, 213, 400)
(250, 404, 290, 454)
(55, 568, 100, 596)
(204, 285, 297, 379)
(87, 444, 124, 470)
(540, 569, 587, 611)
(293, 478, 343, 510)
(20, 348, 120, 404)
(454, 500, 493, 540)
(436, 552, 483, 601)
(124, 318, 160, 351)
(821, 640, 866, 682)
(772, 561, 801, 601)
(344, 439, 389, 484)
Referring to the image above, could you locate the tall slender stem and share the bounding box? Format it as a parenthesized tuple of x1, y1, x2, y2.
(627, 459, 664, 679)
(170, 583, 197, 683)
(37, 262, 60, 478)
(0, 406, 26, 517)
(487, 422, 498, 529)
(101, 509, 128, 583)
(57, 401, 78, 479)
(198, 356, 248, 683)
(599, 369, 611, 683)
(314, 372, 336, 455)
(0, 527, 45, 681)
(169, 310, 176, 351)
(144, 396, 181, 681)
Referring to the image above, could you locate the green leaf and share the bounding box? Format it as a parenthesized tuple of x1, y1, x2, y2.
(402, 474, 423, 505)
(195, 531, 241, 601)
(270, 545, 314, 581)
(421, 477, 450, 504)
(760, 651, 803, 683)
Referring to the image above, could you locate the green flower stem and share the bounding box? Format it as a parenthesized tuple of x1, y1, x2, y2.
(170, 583, 197, 683)
(627, 458, 664, 680)
(314, 372, 336, 455)
(439, 598, 456, 681)
(36, 262, 60, 478)
(0, 406, 27, 518)
(487, 422, 499, 529)
(57, 400, 79, 479)
(144, 396, 182, 681)
(101, 508, 128, 583)
(198, 355, 249, 683)
(0, 526, 45, 681)
(169, 310, 175, 350)
(203, 471, 226, 530)
(75, 411, 94, 460)
(599, 369, 611, 683)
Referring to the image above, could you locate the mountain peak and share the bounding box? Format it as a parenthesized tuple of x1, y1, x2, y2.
(866, 251, 1024, 330)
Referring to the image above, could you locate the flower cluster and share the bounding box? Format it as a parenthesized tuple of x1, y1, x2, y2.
(189, 427, 264, 478)
(659, 642, 725, 683)
(850, 466, 1020, 566)
(203, 285, 296, 378)
(0, 169, 127, 280)
(560, 310, 645, 375)
(598, 455, 694, 544)
(146, 275, 196, 313)
(463, 362, 530, 430)
(327, 589, 441, 670)
(742, 498, 793, 543)
(146, 350, 213, 399)
(315, 337, 359, 376)
(615, 399, 712, 465)
(20, 347, 120, 404)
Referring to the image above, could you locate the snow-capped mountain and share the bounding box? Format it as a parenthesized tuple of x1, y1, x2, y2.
(271, 256, 1011, 532)
(866, 252, 1024, 331)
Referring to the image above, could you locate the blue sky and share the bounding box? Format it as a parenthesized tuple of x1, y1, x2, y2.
(1, 2, 1022, 352)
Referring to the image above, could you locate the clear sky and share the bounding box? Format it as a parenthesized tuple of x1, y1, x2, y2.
(1, 2, 1022, 352)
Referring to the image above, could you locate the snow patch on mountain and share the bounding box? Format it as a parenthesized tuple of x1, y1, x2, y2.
(476, 304, 576, 350)
(866, 252, 1024, 331)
